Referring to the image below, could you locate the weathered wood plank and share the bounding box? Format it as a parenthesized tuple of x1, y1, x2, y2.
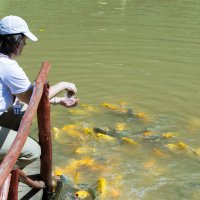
(38, 82, 53, 199)
(8, 168, 19, 200)
(0, 175, 11, 200)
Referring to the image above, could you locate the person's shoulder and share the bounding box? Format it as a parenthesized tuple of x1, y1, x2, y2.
(0, 57, 21, 76)
(0, 56, 18, 65)
(0, 57, 20, 69)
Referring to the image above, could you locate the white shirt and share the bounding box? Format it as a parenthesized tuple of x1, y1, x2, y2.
(0, 53, 32, 115)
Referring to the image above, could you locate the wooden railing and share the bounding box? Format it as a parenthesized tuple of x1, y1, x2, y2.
(0, 61, 52, 199)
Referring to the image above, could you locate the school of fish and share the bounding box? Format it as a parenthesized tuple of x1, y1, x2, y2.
(51, 102, 200, 199)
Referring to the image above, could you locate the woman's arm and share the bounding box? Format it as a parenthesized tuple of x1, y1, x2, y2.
(16, 87, 33, 104)
(16, 82, 78, 107)
(49, 82, 77, 99)
(49, 81, 79, 107)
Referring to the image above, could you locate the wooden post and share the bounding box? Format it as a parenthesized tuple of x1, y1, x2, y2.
(8, 168, 19, 200)
(37, 82, 52, 199)
(0, 174, 11, 200)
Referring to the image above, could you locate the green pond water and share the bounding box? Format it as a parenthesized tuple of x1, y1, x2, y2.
(1, 0, 200, 199)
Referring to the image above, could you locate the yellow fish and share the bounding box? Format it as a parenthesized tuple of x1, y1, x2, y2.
(54, 167, 63, 176)
(162, 132, 176, 138)
(195, 148, 200, 156)
(177, 142, 187, 149)
(166, 141, 198, 155)
(97, 177, 107, 197)
(62, 124, 84, 140)
(143, 130, 156, 138)
(62, 124, 79, 131)
(115, 122, 127, 131)
(186, 118, 200, 133)
(74, 190, 90, 199)
(68, 109, 89, 115)
(74, 171, 80, 185)
(144, 160, 156, 169)
(52, 174, 61, 193)
(110, 188, 120, 198)
(102, 103, 119, 110)
(95, 133, 115, 141)
(153, 148, 167, 158)
(101, 103, 126, 113)
(121, 137, 137, 145)
(135, 112, 151, 122)
(60, 158, 104, 179)
(80, 103, 100, 113)
(64, 158, 96, 174)
(82, 127, 95, 136)
(74, 146, 96, 154)
(166, 141, 187, 151)
(71, 158, 95, 167)
(52, 127, 62, 140)
(135, 112, 145, 118)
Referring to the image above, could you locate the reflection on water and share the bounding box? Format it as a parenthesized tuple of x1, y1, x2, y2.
(2, 0, 200, 199)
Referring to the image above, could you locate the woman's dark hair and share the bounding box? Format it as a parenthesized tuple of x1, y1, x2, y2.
(0, 33, 25, 56)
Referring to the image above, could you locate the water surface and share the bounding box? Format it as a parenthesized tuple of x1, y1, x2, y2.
(1, 0, 200, 199)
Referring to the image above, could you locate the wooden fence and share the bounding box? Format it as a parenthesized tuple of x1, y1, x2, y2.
(0, 61, 52, 200)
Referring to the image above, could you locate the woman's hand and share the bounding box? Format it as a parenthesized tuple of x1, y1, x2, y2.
(50, 96, 79, 107)
(59, 96, 79, 107)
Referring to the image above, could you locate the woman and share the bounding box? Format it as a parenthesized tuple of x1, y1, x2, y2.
(0, 15, 78, 188)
